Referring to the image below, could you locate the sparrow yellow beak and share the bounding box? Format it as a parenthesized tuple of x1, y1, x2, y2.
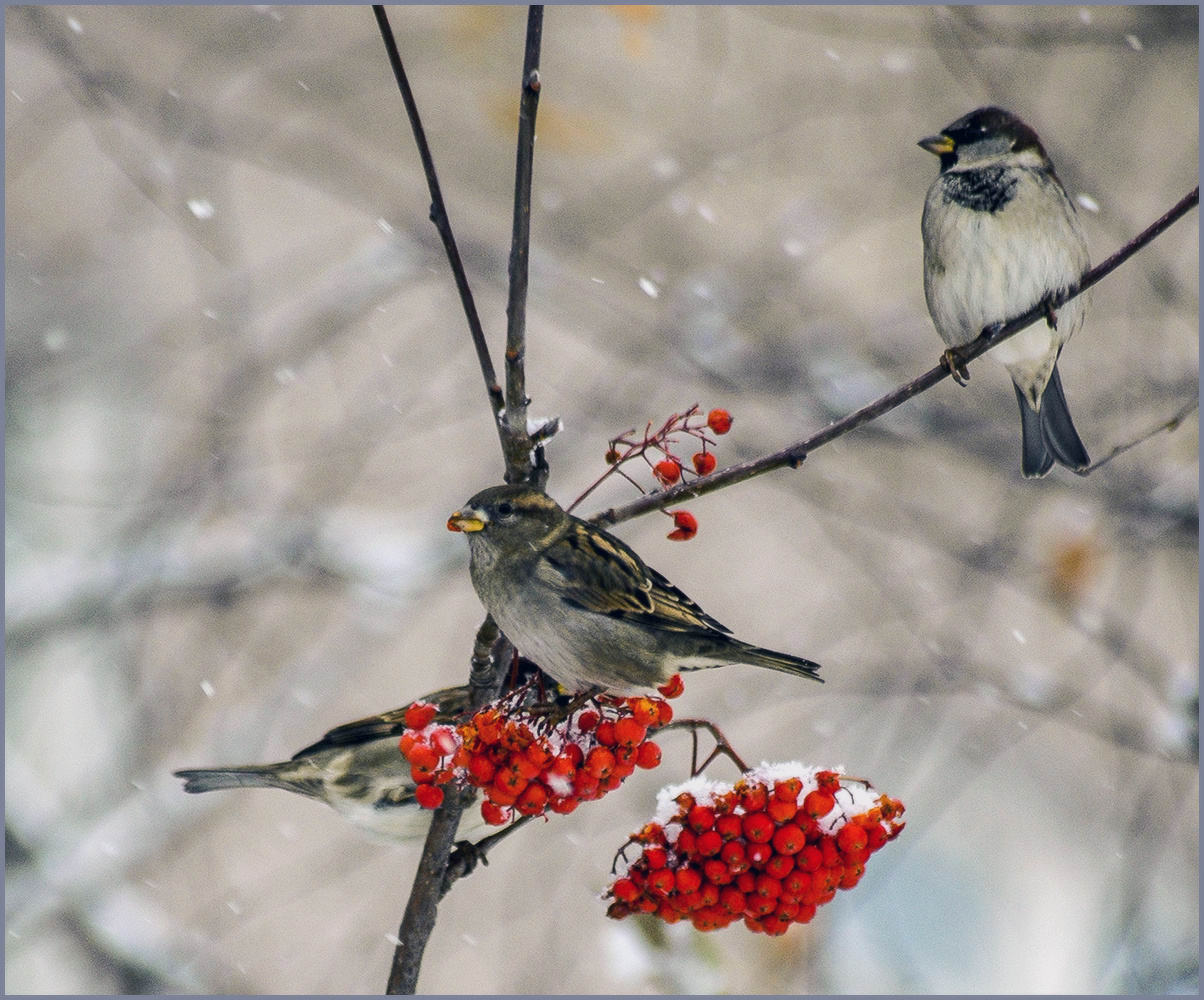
(918, 134, 956, 156)
(447, 510, 486, 533)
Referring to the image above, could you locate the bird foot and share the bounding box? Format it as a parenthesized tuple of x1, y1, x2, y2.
(1041, 296, 1059, 330)
(442, 839, 487, 896)
(940, 349, 971, 386)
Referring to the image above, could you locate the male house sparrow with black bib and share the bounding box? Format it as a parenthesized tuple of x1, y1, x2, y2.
(919, 106, 1091, 478)
(175, 683, 481, 843)
(448, 484, 821, 695)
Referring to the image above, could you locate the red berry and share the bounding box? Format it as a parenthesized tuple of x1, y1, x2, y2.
(515, 783, 548, 815)
(740, 784, 768, 813)
(548, 796, 578, 815)
(629, 698, 660, 727)
(707, 408, 732, 434)
(716, 814, 744, 840)
(675, 829, 698, 856)
(635, 741, 662, 769)
(735, 872, 757, 894)
(803, 790, 835, 819)
(720, 840, 747, 869)
(774, 778, 803, 802)
(667, 509, 698, 541)
(595, 720, 617, 746)
(772, 823, 807, 856)
(866, 825, 888, 850)
(783, 870, 811, 897)
(398, 732, 418, 757)
(404, 703, 437, 730)
(742, 812, 776, 844)
(647, 869, 676, 896)
(821, 838, 841, 868)
(653, 459, 682, 485)
(429, 727, 457, 757)
(696, 831, 723, 857)
(480, 800, 510, 826)
(612, 878, 639, 902)
(795, 903, 817, 924)
(764, 853, 795, 879)
(719, 888, 747, 914)
(572, 770, 600, 798)
(655, 700, 673, 725)
(798, 845, 823, 872)
(747, 842, 773, 866)
(675, 867, 703, 894)
(525, 743, 552, 769)
(414, 783, 444, 809)
(687, 805, 716, 832)
(576, 710, 599, 732)
(657, 674, 685, 699)
(644, 847, 668, 870)
(407, 745, 440, 777)
(767, 798, 798, 823)
(613, 718, 648, 747)
(703, 859, 731, 885)
(691, 451, 717, 476)
(837, 823, 869, 854)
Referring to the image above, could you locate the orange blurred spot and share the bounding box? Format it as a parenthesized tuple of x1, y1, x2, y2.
(483, 93, 613, 155)
(1047, 534, 1104, 607)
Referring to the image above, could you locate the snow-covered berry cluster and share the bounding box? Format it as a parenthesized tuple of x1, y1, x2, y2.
(605, 765, 904, 935)
(399, 676, 687, 825)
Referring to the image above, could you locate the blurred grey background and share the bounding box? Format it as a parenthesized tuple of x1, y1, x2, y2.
(5, 4, 1198, 994)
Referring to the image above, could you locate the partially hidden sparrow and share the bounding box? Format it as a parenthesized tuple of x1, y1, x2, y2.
(448, 484, 822, 695)
(175, 682, 483, 843)
(920, 106, 1091, 478)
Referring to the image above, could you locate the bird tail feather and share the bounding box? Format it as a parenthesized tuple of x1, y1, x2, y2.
(1014, 382, 1055, 478)
(1039, 365, 1090, 472)
(174, 763, 314, 796)
(722, 640, 823, 682)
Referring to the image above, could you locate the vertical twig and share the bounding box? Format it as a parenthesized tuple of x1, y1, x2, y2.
(501, 5, 544, 482)
(371, 5, 507, 452)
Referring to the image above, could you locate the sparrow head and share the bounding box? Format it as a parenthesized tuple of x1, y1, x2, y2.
(919, 106, 1050, 172)
(448, 484, 567, 549)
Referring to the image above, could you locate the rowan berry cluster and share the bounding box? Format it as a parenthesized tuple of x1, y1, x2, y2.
(605, 765, 904, 935)
(569, 404, 734, 541)
(399, 676, 687, 825)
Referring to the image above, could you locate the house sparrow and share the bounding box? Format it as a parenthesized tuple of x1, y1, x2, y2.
(448, 484, 822, 695)
(920, 106, 1091, 478)
(175, 683, 485, 843)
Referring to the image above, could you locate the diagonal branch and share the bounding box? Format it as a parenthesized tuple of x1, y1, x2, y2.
(501, 5, 545, 482)
(1076, 397, 1199, 476)
(372, 5, 507, 450)
(591, 186, 1200, 528)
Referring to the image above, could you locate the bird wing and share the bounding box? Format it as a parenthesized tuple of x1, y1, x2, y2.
(290, 684, 473, 758)
(539, 518, 732, 635)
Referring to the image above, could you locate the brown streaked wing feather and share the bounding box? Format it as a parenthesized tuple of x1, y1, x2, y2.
(541, 518, 732, 635)
(291, 684, 472, 758)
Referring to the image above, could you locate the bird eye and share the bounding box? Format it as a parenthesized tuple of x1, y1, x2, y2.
(496, 502, 514, 517)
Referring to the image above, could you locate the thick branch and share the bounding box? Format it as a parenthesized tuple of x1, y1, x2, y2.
(387, 618, 507, 995)
(372, 5, 507, 451)
(592, 186, 1199, 528)
(501, 5, 545, 482)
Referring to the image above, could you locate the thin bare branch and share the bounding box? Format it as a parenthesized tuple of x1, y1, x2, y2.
(502, 5, 545, 482)
(591, 186, 1200, 528)
(1076, 397, 1199, 475)
(371, 5, 507, 448)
